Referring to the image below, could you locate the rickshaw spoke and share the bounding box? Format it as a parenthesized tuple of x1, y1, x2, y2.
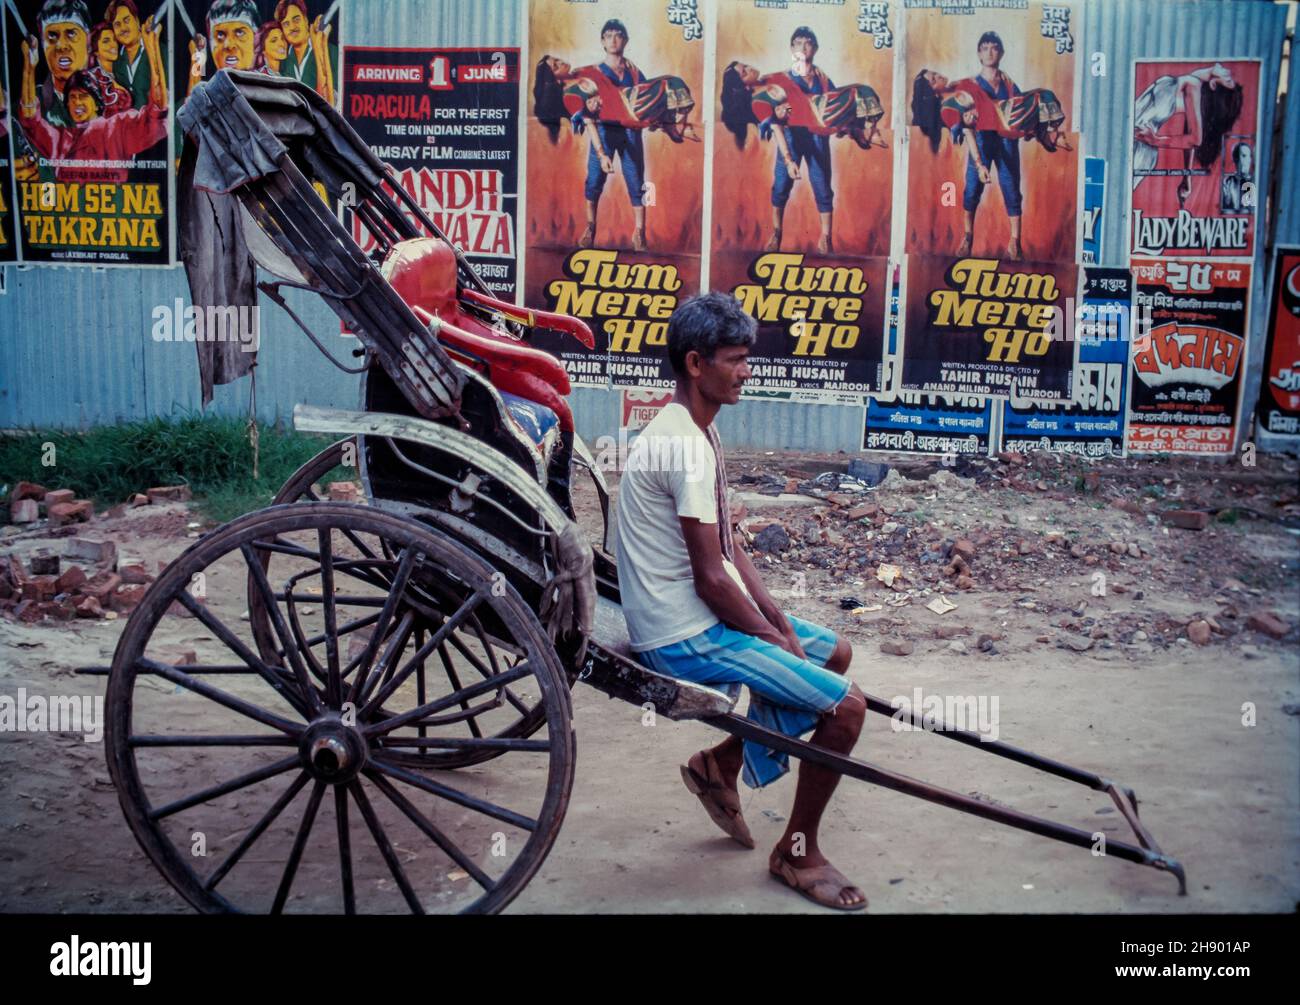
(335, 787, 356, 914)
(149, 754, 301, 821)
(370, 755, 537, 832)
(350, 780, 424, 914)
(271, 780, 327, 914)
(364, 768, 495, 891)
(204, 771, 312, 891)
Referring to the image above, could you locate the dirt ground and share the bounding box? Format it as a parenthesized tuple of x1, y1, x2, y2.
(1, 447, 1297, 913)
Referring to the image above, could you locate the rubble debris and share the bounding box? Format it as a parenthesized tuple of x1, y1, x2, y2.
(753, 524, 791, 553)
(147, 485, 193, 504)
(10, 499, 40, 524)
(1246, 611, 1290, 640)
(880, 639, 914, 657)
(48, 500, 93, 526)
(1164, 510, 1210, 531)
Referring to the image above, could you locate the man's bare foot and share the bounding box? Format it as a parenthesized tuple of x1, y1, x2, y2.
(956, 234, 972, 257)
(1006, 238, 1022, 262)
(764, 230, 782, 253)
(769, 845, 867, 910)
(578, 223, 596, 249)
(632, 227, 646, 252)
(817, 233, 833, 255)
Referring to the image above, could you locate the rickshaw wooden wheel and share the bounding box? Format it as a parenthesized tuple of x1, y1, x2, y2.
(107, 503, 576, 914)
(247, 438, 559, 769)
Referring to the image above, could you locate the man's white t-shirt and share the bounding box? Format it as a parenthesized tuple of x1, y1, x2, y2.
(615, 402, 753, 652)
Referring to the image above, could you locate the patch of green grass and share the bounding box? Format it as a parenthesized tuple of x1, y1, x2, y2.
(0, 415, 336, 525)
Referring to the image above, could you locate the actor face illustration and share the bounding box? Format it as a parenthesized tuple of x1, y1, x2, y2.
(732, 61, 761, 86)
(1208, 63, 1235, 90)
(601, 27, 627, 58)
(790, 34, 817, 68)
(212, 21, 256, 69)
(43, 22, 89, 88)
(111, 5, 141, 50)
(264, 26, 288, 61)
(544, 55, 571, 77)
(280, 3, 310, 47)
(978, 38, 1003, 69)
(95, 29, 119, 71)
(66, 85, 98, 124)
(921, 69, 948, 91)
(1235, 144, 1253, 176)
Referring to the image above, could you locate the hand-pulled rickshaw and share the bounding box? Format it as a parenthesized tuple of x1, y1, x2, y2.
(103, 71, 1185, 913)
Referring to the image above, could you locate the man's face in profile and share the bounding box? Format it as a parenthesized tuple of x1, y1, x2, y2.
(697, 344, 751, 406)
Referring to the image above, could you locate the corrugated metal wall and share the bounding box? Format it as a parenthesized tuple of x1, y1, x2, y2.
(0, 0, 1292, 454)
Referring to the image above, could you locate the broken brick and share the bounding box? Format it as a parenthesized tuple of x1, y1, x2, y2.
(29, 551, 60, 576)
(1187, 620, 1212, 646)
(43, 489, 75, 507)
(12, 481, 49, 501)
(10, 498, 40, 523)
(55, 565, 87, 593)
(48, 500, 93, 526)
(65, 537, 118, 567)
(80, 572, 122, 604)
(147, 485, 192, 504)
(1164, 510, 1210, 531)
(118, 563, 153, 585)
(74, 596, 104, 618)
(1246, 611, 1290, 640)
(880, 639, 914, 657)
(112, 584, 149, 612)
(21, 576, 58, 602)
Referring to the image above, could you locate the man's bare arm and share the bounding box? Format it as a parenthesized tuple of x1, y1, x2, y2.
(679, 517, 793, 652)
(731, 542, 805, 659)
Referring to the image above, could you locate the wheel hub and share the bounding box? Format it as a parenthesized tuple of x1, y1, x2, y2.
(299, 714, 368, 784)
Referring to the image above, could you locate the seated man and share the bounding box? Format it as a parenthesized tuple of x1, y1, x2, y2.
(614, 291, 868, 911)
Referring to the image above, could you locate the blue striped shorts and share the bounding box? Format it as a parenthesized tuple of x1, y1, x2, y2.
(635, 615, 851, 789)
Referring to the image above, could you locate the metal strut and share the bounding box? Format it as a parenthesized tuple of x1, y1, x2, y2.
(701, 692, 1187, 895)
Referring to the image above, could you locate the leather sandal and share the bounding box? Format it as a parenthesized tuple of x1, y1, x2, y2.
(680, 749, 755, 848)
(769, 849, 868, 911)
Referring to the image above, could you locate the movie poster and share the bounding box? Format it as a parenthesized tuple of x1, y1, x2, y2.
(5, 0, 173, 265)
(865, 263, 994, 456)
(865, 365, 995, 456)
(1000, 266, 1132, 457)
(903, 0, 1079, 263)
(1080, 154, 1103, 265)
(343, 46, 520, 299)
(174, 1, 339, 107)
(900, 0, 1079, 402)
(0, 11, 17, 261)
(1127, 258, 1250, 454)
(900, 253, 1078, 400)
(1255, 247, 1300, 440)
(524, 0, 705, 388)
(1129, 59, 1261, 260)
(710, 0, 893, 397)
